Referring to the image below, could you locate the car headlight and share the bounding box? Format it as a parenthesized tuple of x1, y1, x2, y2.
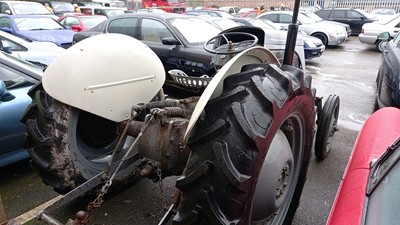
(304, 40, 317, 48)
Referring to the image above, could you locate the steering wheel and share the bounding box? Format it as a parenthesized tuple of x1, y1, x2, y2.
(204, 32, 259, 54)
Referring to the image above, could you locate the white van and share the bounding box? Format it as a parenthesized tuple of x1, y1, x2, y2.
(91, 0, 127, 10)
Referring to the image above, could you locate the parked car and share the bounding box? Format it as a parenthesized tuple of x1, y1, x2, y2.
(235, 7, 255, 17)
(0, 1, 53, 16)
(57, 14, 107, 32)
(370, 7, 397, 21)
(314, 8, 376, 35)
(73, 13, 221, 94)
(184, 9, 234, 18)
(219, 6, 240, 15)
(301, 11, 352, 37)
(0, 52, 43, 167)
(239, 9, 258, 18)
(80, 6, 126, 18)
(0, 15, 74, 49)
(0, 30, 65, 66)
(359, 14, 400, 52)
(232, 17, 325, 60)
(257, 10, 348, 46)
(48, 1, 75, 17)
(375, 32, 400, 109)
(327, 106, 400, 225)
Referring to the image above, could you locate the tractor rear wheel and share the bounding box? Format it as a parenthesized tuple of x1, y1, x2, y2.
(173, 64, 316, 224)
(23, 84, 140, 194)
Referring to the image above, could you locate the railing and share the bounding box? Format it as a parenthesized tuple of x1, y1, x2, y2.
(195, 0, 400, 13)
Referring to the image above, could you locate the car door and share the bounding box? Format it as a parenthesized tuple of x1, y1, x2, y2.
(344, 10, 368, 35)
(138, 18, 186, 76)
(0, 62, 38, 165)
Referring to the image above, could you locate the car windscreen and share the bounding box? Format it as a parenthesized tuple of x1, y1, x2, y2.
(168, 17, 221, 44)
(378, 14, 400, 25)
(104, 9, 126, 17)
(51, 2, 74, 12)
(14, 17, 65, 31)
(10, 2, 53, 15)
(298, 13, 316, 25)
(81, 16, 108, 29)
(303, 12, 323, 22)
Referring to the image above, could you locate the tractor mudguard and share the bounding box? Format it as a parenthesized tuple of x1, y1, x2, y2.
(42, 33, 165, 123)
(184, 46, 280, 142)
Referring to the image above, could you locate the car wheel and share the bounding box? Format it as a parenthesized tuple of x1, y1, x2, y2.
(376, 40, 385, 52)
(312, 33, 328, 47)
(173, 64, 316, 224)
(23, 83, 140, 194)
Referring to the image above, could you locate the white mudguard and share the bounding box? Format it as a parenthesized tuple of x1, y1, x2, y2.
(42, 34, 165, 122)
(184, 46, 280, 142)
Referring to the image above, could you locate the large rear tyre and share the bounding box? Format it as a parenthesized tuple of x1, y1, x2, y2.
(173, 64, 316, 224)
(315, 95, 340, 161)
(22, 84, 140, 194)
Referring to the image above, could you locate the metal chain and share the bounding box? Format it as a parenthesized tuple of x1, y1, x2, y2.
(157, 166, 168, 210)
(78, 107, 154, 225)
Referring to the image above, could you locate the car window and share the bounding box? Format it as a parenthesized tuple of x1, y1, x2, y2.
(315, 10, 331, 18)
(60, 16, 80, 27)
(107, 17, 138, 37)
(348, 10, 363, 19)
(0, 38, 25, 51)
(0, 17, 11, 28)
(0, 62, 36, 90)
(0, 3, 11, 14)
(140, 19, 172, 43)
(392, 32, 400, 45)
(14, 17, 65, 30)
(260, 14, 278, 22)
(332, 10, 346, 18)
(247, 11, 257, 18)
(279, 14, 292, 23)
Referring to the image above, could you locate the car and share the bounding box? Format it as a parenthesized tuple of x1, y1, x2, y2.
(57, 14, 108, 32)
(370, 7, 398, 21)
(374, 32, 400, 109)
(0, 15, 75, 49)
(0, 52, 43, 167)
(0, 30, 65, 66)
(301, 11, 352, 37)
(239, 9, 258, 18)
(232, 17, 324, 60)
(73, 13, 222, 94)
(218, 6, 240, 15)
(326, 107, 400, 225)
(0, 1, 53, 16)
(80, 6, 126, 18)
(235, 7, 255, 17)
(359, 14, 400, 52)
(47, 1, 76, 17)
(314, 8, 376, 35)
(184, 9, 234, 18)
(257, 10, 348, 46)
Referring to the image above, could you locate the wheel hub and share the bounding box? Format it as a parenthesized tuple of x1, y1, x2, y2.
(251, 129, 294, 222)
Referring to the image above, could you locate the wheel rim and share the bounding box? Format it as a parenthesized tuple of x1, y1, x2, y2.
(69, 108, 135, 178)
(251, 115, 304, 224)
(324, 104, 339, 155)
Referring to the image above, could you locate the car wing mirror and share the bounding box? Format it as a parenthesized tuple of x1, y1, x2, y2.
(378, 32, 391, 41)
(0, 80, 15, 102)
(70, 25, 83, 32)
(161, 37, 180, 45)
(360, 16, 365, 20)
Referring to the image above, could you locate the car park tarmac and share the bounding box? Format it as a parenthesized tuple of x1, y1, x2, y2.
(0, 36, 382, 225)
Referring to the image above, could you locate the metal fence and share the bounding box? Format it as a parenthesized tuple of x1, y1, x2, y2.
(195, 0, 400, 12)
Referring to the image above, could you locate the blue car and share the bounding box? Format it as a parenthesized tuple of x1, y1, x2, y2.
(0, 15, 74, 49)
(0, 52, 42, 167)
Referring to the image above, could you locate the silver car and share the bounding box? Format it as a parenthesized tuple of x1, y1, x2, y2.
(359, 14, 400, 52)
(257, 10, 348, 46)
(0, 30, 65, 66)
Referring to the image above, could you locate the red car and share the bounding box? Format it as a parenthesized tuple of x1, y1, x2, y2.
(57, 14, 107, 32)
(327, 107, 400, 224)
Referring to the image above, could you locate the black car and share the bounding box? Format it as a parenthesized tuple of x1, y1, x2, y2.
(73, 13, 223, 94)
(315, 8, 376, 35)
(375, 32, 400, 109)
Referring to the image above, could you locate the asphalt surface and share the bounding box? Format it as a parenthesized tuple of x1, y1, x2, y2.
(0, 36, 382, 225)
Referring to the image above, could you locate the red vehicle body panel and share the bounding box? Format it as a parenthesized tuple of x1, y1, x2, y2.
(327, 107, 400, 225)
